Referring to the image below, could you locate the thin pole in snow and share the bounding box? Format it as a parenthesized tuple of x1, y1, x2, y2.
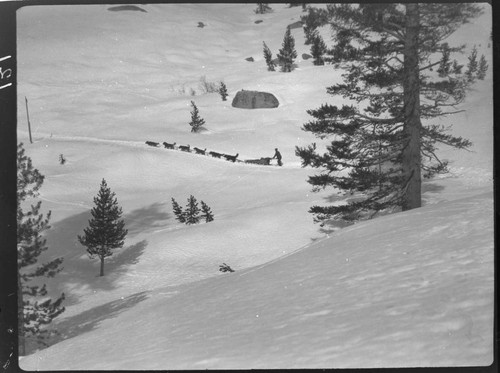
(25, 96, 32, 144)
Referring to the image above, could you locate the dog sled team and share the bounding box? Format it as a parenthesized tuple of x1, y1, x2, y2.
(145, 140, 283, 166)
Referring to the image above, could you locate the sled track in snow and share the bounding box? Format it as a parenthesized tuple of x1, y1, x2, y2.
(35, 133, 150, 149)
(25, 132, 282, 167)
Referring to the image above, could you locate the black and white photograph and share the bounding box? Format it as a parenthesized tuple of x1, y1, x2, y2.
(5, 1, 495, 370)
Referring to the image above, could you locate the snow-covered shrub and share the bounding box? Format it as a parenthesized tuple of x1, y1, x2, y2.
(219, 263, 235, 272)
(198, 75, 219, 94)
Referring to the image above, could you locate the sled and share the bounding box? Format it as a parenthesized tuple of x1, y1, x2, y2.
(244, 157, 272, 165)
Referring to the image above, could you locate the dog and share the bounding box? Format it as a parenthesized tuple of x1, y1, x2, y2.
(193, 147, 207, 155)
(223, 153, 239, 162)
(145, 141, 160, 147)
(163, 141, 176, 149)
(178, 144, 191, 152)
(209, 151, 223, 158)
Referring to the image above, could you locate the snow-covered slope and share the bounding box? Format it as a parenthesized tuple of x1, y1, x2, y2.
(19, 191, 494, 370)
(16, 3, 493, 369)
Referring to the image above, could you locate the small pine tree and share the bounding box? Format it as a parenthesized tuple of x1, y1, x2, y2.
(437, 43, 452, 77)
(452, 59, 463, 74)
(477, 54, 488, 80)
(200, 200, 214, 222)
(78, 179, 128, 277)
(189, 101, 206, 133)
(255, 3, 272, 14)
(465, 45, 478, 82)
(59, 154, 66, 165)
(184, 195, 200, 225)
(301, 6, 328, 45)
(171, 197, 186, 223)
(17, 143, 65, 355)
(303, 24, 316, 45)
(310, 32, 327, 65)
(218, 82, 228, 101)
(263, 41, 275, 71)
(277, 27, 297, 72)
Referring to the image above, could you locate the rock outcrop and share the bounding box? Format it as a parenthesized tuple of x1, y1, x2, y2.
(231, 90, 279, 109)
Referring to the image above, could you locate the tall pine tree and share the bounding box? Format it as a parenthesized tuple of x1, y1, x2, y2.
(277, 27, 297, 72)
(17, 143, 65, 355)
(78, 179, 128, 276)
(296, 4, 481, 223)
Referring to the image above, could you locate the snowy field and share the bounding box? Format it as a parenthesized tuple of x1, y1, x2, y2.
(16, 3, 493, 370)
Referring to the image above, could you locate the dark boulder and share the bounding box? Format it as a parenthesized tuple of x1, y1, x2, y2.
(245, 57, 255, 62)
(302, 53, 312, 60)
(231, 90, 279, 109)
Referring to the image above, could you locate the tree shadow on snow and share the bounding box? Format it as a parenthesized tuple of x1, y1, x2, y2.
(41, 210, 149, 308)
(323, 191, 349, 203)
(314, 219, 354, 237)
(306, 192, 355, 236)
(311, 182, 446, 236)
(106, 240, 148, 276)
(124, 202, 172, 236)
(422, 181, 446, 203)
(31, 291, 149, 355)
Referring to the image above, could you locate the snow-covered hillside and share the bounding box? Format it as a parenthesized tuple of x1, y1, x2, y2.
(17, 3, 493, 369)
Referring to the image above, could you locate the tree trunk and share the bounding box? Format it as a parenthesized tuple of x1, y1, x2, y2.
(99, 255, 105, 276)
(18, 271, 25, 356)
(402, 3, 422, 211)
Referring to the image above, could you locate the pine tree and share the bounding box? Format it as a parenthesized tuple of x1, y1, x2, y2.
(263, 41, 275, 71)
(477, 54, 488, 80)
(437, 43, 452, 77)
(296, 4, 481, 223)
(303, 24, 316, 45)
(171, 197, 186, 223)
(465, 45, 478, 82)
(277, 27, 297, 72)
(200, 200, 214, 222)
(17, 143, 65, 355)
(255, 3, 272, 14)
(218, 82, 228, 101)
(301, 6, 328, 45)
(78, 179, 128, 276)
(310, 32, 327, 66)
(184, 195, 200, 224)
(189, 101, 206, 133)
